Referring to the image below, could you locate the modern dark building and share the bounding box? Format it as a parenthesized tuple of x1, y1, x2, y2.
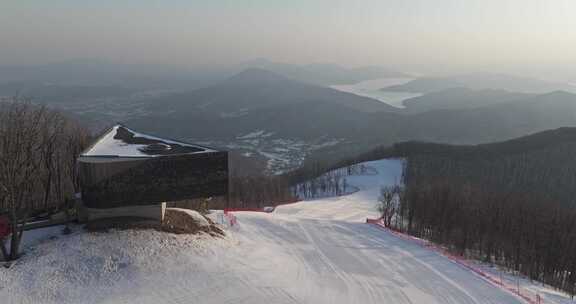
(78, 125, 228, 212)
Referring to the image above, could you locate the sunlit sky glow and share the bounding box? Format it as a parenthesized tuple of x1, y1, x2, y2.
(1, 0, 575, 78)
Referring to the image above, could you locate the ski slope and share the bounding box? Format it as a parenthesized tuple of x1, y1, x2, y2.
(219, 160, 523, 304)
(2, 159, 574, 303)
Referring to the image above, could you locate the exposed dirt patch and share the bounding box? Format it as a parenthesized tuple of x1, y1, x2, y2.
(162, 208, 224, 237)
(84, 209, 224, 237)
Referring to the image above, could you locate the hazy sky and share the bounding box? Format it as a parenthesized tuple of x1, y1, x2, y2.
(1, 0, 575, 78)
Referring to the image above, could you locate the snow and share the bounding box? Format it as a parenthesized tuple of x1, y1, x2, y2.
(236, 130, 274, 139)
(219, 108, 249, 118)
(82, 125, 214, 157)
(2, 225, 65, 253)
(20, 226, 65, 249)
(202, 136, 342, 174)
(227, 133, 339, 173)
(473, 262, 576, 304)
(2, 159, 574, 303)
(1, 229, 228, 304)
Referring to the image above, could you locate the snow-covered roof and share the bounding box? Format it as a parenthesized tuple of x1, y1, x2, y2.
(81, 125, 216, 158)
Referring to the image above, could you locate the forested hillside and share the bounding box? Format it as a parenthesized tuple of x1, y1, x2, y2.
(377, 128, 576, 296)
(400, 87, 529, 114)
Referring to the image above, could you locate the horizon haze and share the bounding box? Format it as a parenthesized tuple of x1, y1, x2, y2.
(1, 1, 576, 80)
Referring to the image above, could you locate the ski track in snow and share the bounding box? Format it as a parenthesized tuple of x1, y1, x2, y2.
(2, 159, 574, 303)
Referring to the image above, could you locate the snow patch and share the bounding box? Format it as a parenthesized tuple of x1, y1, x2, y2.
(236, 130, 274, 139)
(220, 108, 249, 118)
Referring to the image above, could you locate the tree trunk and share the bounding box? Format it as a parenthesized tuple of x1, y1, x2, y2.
(9, 219, 20, 260)
(0, 237, 8, 261)
(7, 210, 27, 261)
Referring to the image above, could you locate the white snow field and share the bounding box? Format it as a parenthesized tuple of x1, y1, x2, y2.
(2, 159, 574, 303)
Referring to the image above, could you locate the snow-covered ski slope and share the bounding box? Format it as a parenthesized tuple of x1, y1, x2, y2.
(224, 160, 523, 304)
(2, 159, 574, 303)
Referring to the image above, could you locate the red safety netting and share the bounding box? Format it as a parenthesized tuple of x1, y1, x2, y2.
(223, 199, 301, 214)
(224, 208, 266, 213)
(366, 218, 544, 304)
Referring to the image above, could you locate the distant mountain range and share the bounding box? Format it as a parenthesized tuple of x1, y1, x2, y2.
(333, 126, 576, 171)
(236, 58, 409, 85)
(120, 69, 576, 171)
(0, 82, 138, 103)
(391, 127, 576, 160)
(400, 90, 576, 144)
(305, 88, 576, 166)
(0, 58, 404, 90)
(143, 68, 399, 115)
(400, 87, 531, 114)
(4, 65, 576, 174)
(122, 69, 402, 172)
(0, 58, 212, 90)
(382, 72, 576, 94)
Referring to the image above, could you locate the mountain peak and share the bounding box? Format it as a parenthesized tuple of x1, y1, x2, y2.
(541, 90, 575, 98)
(528, 90, 576, 103)
(224, 68, 292, 86)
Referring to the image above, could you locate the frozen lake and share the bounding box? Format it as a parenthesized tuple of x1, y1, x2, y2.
(331, 78, 422, 108)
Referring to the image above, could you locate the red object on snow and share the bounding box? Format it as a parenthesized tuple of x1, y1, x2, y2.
(224, 208, 265, 214)
(0, 216, 9, 238)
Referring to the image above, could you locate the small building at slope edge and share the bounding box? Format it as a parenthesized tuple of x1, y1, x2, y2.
(77, 125, 228, 213)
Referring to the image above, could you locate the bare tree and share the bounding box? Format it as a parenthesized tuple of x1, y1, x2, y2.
(62, 120, 90, 195)
(378, 185, 400, 228)
(40, 111, 66, 210)
(0, 99, 46, 260)
(0, 97, 89, 261)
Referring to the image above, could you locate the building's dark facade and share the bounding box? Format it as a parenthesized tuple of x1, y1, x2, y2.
(78, 125, 228, 209)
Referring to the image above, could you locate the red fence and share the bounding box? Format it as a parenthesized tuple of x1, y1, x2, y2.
(224, 212, 237, 227)
(223, 198, 301, 215)
(366, 217, 544, 304)
(221, 199, 302, 227)
(224, 208, 263, 213)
